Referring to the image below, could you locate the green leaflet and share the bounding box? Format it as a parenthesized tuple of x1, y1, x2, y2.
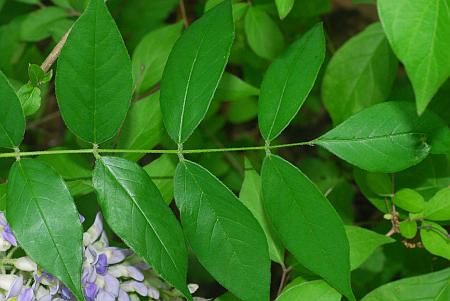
(7, 159, 84, 301)
(420, 221, 450, 261)
(17, 83, 41, 116)
(393, 188, 425, 213)
(345, 226, 394, 270)
(117, 92, 163, 161)
(275, 280, 341, 301)
(361, 268, 450, 300)
(174, 160, 270, 301)
(0, 183, 6, 212)
(92, 156, 191, 300)
(239, 158, 284, 264)
(245, 6, 284, 60)
(0, 71, 25, 149)
(132, 22, 183, 95)
(261, 155, 355, 301)
(56, 0, 132, 144)
(316, 101, 436, 173)
(20, 7, 69, 41)
(160, 1, 234, 144)
(423, 188, 450, 221)
(275, 0, 295, 20)
(322, 23, 397, 125)
(399, 220, 417, 239)
(258, 23, 325, 141)
(215, 72, 259, 101)
(378, 0, 450, 114)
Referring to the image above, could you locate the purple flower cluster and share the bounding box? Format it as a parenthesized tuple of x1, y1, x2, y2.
(0, 212, 200, 301)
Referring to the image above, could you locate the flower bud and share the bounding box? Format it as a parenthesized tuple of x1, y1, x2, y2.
(14, 257, 37, 272)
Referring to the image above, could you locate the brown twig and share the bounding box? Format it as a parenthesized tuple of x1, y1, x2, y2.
(276, 266, 292, 296)
(179, 0, 189, 28)
(40, 27, 72, 73)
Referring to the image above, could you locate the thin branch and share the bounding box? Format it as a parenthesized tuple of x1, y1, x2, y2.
(40, 27, 72, 73)
(0, 140, 316, 159)
(179, 0, 189, 28)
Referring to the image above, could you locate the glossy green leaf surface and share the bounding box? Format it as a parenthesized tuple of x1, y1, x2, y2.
(275, 0, 295, 20)
(215, 72, 259, 101)
(0, 71, 25, 148)
(174, 160, 270, 301)
(117, 92, 163, 161)
(56, 0, 132, 144)
(7, 159, 84, 300)
(276, 280, 341, 301)
(261, 155, 354, 301)
(322, 23, 397, 125)
(317, 102, 433, 173)
(92, 156, 191, 299)
(423, 188, 450, 221)
(420, 221, 450, 260)
(345, 226, 394, 270)
(393, 188, 425, 213)
(160, 1, 234, 144)
(399, 220, 417, 239)
(245, 6, 284, 60)
(361, 268, 450, 301)
(132, 22, 183, 95)
(258, 23, 325, 141)
(378, 0, 450, 114)
(239, 158, 284, 264)
(17, 83, 41, 116)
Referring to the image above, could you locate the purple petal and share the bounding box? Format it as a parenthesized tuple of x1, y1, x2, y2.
(18, 288, 34, 301)
(120, 281, 147, 296)
(5, 276, 23, 298)
(84, 283, 99, 301)
(95, 254, 108, 275)
(101, 274, 120, 297)
(61, 287, 73, 300)
(95, 290, 115, 301)
(118, 289, 130, 301)
(2, 225, 17, 246)
(104, 248, 129, 264)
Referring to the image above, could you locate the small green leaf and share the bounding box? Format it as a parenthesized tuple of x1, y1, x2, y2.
(420, 221, 450, 261)
(0, 71, 25, 148)
(93, 156, 191, 300)
(56, 0, 132, 143)
(423, 188, 450, 221)
(261, 155, 355, 301)
(132, 22, 183, 95)
(0, 183, 6, 211)
(17, 83, 41, 116)
(245, 6, 284, 60)
(28, 64, 45, 86)
(143, 155, 176, 204)
(36, 148, 92, 180)
(275, 0, 295, 20)
(378, 0, 450, 114)
(20, 7, 68, 41)
(227, 97, 258, 124)
(215, 72, 259, 101)
(175, 160, 270, 301)
(258, 23, 325, 141)
(117, 92, 163, 161)
(316, 102, 433, 173)
(7, 159, 84, 301)
(399, 220, 417, 239)
(366, 172, 392, 197)
(322, 23, 397, 125)
(276, 280, 341, 301)
(345, 226, 394, 270)
(361, 267, 450, 300)
(160, 0, 234, 144)
(393, 188, 425, 213)
(239, 158, 284, 264)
